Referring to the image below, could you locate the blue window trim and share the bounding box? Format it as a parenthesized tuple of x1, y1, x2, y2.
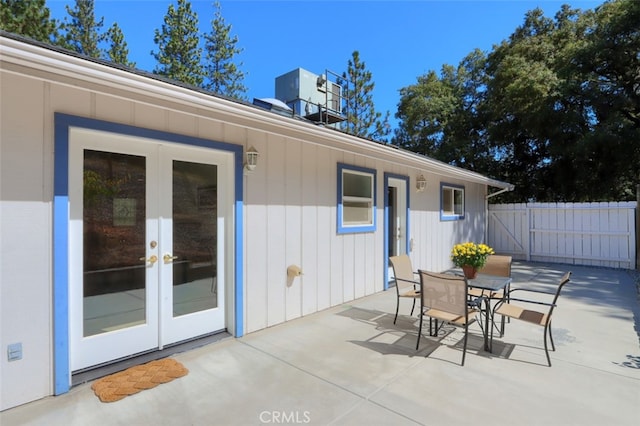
(383, 173, 410, 290)
(337, 163, 377, 234)
(440, 182, 465, 221)
(53, 113, 244, 395)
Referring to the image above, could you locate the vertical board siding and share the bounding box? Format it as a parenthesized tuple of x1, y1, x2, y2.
(329, 151, 344, 307)
(315, 148, 332, 312)
(284, 137, 302, 321)
(265, 134, 287, 327)
(245, 131, 268, 332)
(343, 234, 356, 302)
(409, 176, 487, 273)
(0, 74, 52, 409)
(244, 140, 402, 332)
(489, 202, 637, 269)
(95, 93, 134, 125)
(301, 143, 319, 316)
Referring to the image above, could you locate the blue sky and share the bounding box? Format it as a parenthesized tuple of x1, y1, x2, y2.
(47, 0, 603, 126)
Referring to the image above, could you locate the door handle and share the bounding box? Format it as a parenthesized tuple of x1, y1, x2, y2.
(163, 254, 179, 263)
(139, 255, 158, 265)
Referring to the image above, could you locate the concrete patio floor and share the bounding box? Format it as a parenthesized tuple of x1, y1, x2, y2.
(2, 261, 640, 425)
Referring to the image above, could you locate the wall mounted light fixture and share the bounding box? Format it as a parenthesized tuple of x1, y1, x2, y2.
(245, 146, 259, 172)
(416, 174, 427, 192)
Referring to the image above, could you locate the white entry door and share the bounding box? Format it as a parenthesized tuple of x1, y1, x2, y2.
(69, 128, 231, 371)
(387, 177, 408, 257)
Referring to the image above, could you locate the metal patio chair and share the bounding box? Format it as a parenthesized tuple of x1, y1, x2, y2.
(389, 255, 421, 324)
(491, 271, 571, 366)
(468, 255, 512, 335)
(417, 270, 484, 366)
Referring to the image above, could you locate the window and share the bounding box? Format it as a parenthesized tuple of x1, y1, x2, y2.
(441, 183, 465, 221)
(337, 163, 376, 233)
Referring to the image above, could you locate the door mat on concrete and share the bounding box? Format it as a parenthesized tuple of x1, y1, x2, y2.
(91, 358, 189, 403)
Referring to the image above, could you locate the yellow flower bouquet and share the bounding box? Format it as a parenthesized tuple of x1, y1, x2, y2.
(450, 242, 495, 269)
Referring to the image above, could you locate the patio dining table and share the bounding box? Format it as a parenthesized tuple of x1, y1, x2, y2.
(466, 274, 512, 352)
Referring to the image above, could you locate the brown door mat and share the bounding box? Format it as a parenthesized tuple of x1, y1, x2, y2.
(91, 358, 188, 402)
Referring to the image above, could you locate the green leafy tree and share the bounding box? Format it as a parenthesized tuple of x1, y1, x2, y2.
(394, 70, 454, 155)
(396, 0, 638, 202)
(482, 8, 561, 201)
(56, 0, 104, 58)
(0, 0, 58, 43)
(395, 49, 490, 172)
(152, 0, 204, 87)
(575, 0, 639, 129)
(202, 1, 247, 98)
(105, 22, 135, 68)
(341, 51, 390, 141)
(568, 0, 640, 200)
(483, 2, 639, 202)
(438, 50, 493, 171)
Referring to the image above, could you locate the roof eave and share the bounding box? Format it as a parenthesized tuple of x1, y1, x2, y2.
(0, 33, 514, 191)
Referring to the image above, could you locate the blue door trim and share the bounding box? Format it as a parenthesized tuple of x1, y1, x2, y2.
(53, 113, 244, 394)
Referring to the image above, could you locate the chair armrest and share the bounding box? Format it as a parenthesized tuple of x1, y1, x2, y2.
(492, 296, 556, 316)
(395, 277, 420, 286)
(395, 277, 420, 293)
(507, 288, 555, 297)
(507, 297, 556, 307)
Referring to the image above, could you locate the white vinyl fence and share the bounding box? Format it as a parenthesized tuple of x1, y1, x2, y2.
(488, 202, 637, 269)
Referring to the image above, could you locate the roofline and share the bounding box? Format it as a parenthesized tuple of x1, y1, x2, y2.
(0, 32, 513, 190)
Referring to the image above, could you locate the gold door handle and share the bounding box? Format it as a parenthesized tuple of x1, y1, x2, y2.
(139, 255, 158, 265)
(163, 254, 179, 263)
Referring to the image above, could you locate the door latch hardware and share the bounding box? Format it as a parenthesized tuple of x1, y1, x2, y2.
(139, 255, 158, 265)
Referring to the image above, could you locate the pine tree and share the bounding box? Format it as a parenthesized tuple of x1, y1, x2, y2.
(56, 0, 104, 58)
(202, 1, 247, 99)
(341, 51, 390, 141)
(152, 0, 204, 87)
(105, 22, 135, 68)
(0, 0, 58, 43)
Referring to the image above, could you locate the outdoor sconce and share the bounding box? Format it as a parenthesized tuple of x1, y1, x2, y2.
(416, 174, 427, 192)
(245, 146, 259, 172)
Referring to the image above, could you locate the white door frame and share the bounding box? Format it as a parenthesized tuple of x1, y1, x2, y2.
(54, 114, 244, 392)
(384, 173, 410, 290)
(69, 130, 235, 370)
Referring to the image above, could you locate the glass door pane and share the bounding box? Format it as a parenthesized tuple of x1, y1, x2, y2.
(171, 160, 218, 317)
(83, 150, 147, 336)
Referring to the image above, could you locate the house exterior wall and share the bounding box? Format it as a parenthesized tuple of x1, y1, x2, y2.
(242, 135, 487, 333)
(1, 73, 54, 411)
(0, 39, 489, 410)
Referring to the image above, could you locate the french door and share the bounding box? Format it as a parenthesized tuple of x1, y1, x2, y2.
(69, 128, 231, 371)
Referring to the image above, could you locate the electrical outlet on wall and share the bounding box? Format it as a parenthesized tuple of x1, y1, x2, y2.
(7, 343, 22, 361)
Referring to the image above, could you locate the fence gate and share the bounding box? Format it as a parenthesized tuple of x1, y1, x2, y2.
(488, 202, 637, 269)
